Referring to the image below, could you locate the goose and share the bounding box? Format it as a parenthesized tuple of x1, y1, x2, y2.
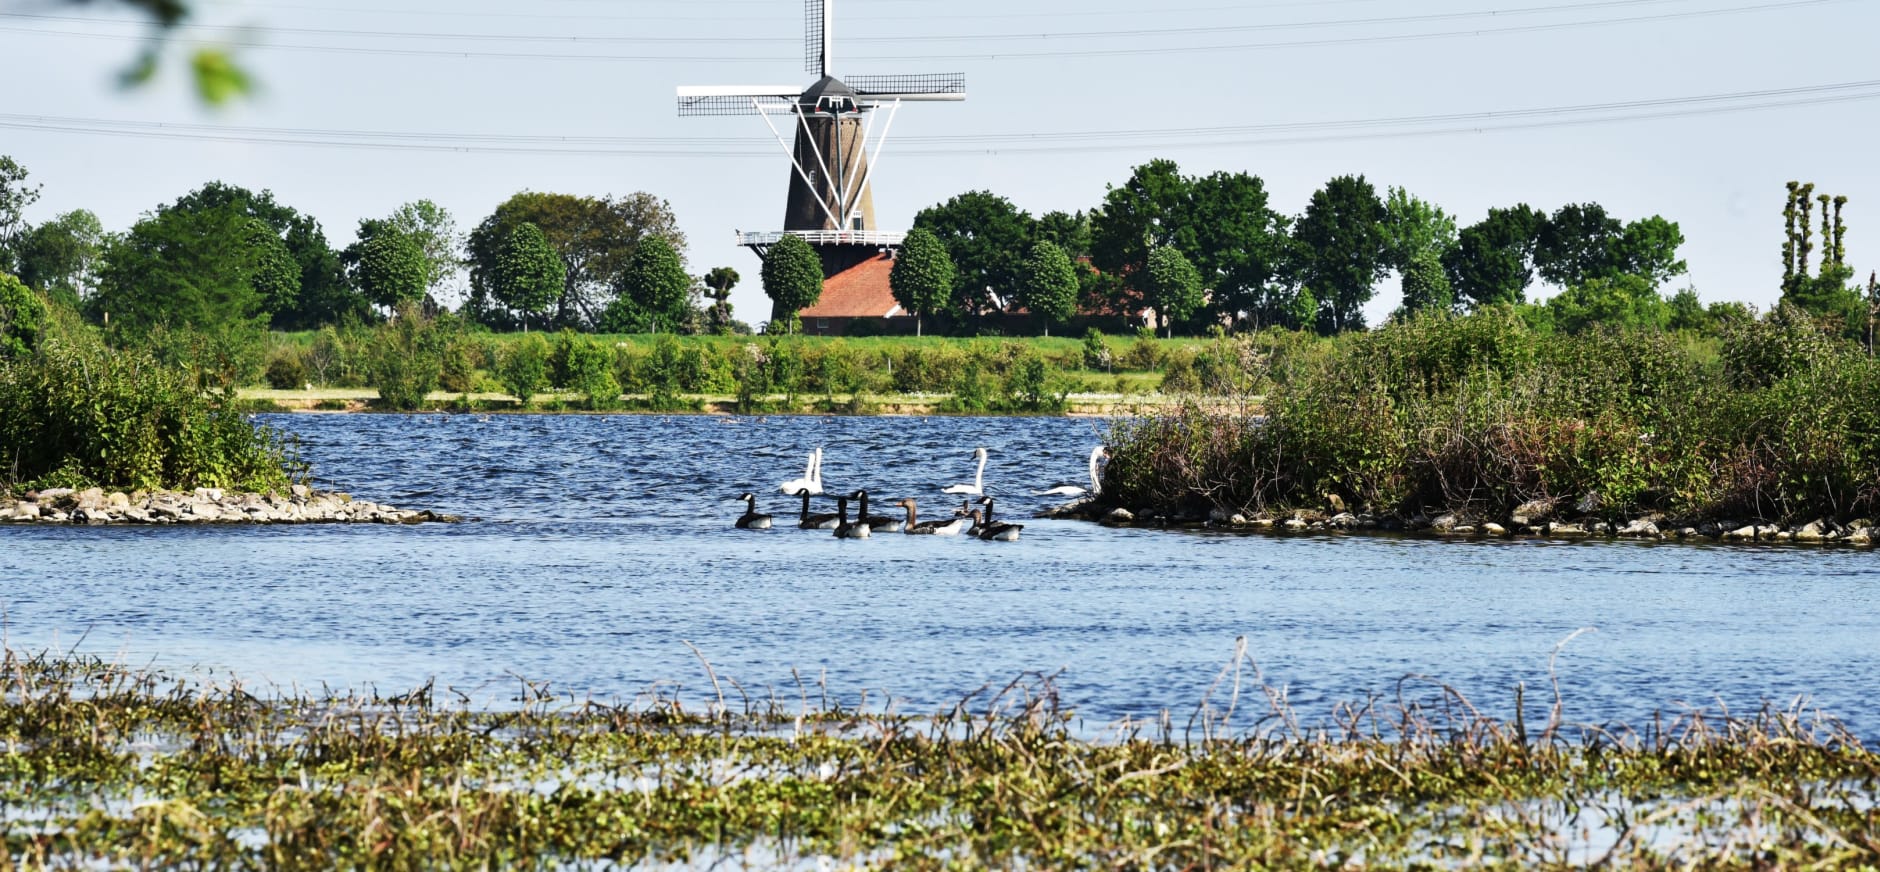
(833, 494, 871, 539)
(795, 488, 839, 530)
(974, 496, 1024, 542)
(892, 498, 969, 536)
(941, 448, 989, 495)
(852, 489, 904, 533)
(779, 447, 823, 496)
(1034, 447, 1108, 497)
(734, 493, 773, 530)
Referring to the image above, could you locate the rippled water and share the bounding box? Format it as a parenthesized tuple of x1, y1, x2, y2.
(3, 413, 1877, 734)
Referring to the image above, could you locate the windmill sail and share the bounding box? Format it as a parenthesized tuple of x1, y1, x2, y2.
(847, 73, 968, 101)
(806, 0, 830, 75)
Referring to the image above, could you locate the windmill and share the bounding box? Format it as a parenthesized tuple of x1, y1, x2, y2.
(676, 0, 965, 272)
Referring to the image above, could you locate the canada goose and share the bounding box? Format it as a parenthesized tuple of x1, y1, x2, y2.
(1034, 447, 1108, 497)
(796, 488, 839, 530)
(734, 493, 773, 530)
(779, 447, 823, 496)
(833, 495, 871, 539)
(941, 448, 989, 495)
(853, 489, 904, 533)
(893, 498, 969, 536)
(975, 496, 1024, 541)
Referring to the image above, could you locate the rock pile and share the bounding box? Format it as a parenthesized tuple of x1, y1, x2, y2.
(0, 485, 458, 526)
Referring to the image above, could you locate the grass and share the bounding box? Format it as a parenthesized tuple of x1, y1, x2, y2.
(3, 645, 1877, 869)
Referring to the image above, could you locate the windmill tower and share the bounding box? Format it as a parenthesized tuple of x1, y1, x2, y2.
(677, 0, 965, 277)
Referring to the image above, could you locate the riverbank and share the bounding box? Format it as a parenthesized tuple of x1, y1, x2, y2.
(0, 484, 457, 525)
(6, 650, 1875, 869)
(236, 386, 1212, 417)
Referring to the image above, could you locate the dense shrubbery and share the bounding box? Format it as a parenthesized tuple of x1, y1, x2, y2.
(0, 297, 297, 494)
(1105, 305, 1880, 525)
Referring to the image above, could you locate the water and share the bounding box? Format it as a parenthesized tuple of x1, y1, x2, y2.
(3, 413, 1877, 734)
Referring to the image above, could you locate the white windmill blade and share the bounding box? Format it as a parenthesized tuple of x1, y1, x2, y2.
(677, 85, 804, 98)
(806, 0, 833, 76)
(849, 73, 967, 102)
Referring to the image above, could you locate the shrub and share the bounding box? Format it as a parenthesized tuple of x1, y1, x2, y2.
(264, 350, 307, 390)
(367, 307, 445, 411)
(497, 333, 551, 407)
(0, 273, 47, 360)
(566, 336, 620, 410)
(1081, 327, 1112, 371)
(1123, 336, 1165, 370)
(1002, 351, 1067, 413)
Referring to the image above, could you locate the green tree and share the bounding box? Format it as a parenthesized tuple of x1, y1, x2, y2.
(0, 272, 46, 360)
(1184, 170, 1291, 329)
(1445, 205, 1546, 308)
(912, 190, 1034, 319)
(94, 206, 287, 337)
(1614, 216, 1688, 288)
(761, 234, 823, 334)
(610, 235, 691, 333)
(351, 228, 428, 311)
(1090, 159, 1188, 312)
(1292, 174, 1388, 334)
(1545, 274, 1668, 334)
(564, 336, 620, 410)
(1380, 186, 1458, 271)
(492, 223, 564, 331)
(366, 304, 445, 411)
(1145, 245, 1203, 337)
(1033, 210, 1091, 258)
(1535, 202, 1624, 288)
(386, 200, 463, 298)
(889, 227, 954, 336)
(497, 332, 551, 407)
(164, 182, 360, 329)
(1017, 241, 1078, 336)
(1666, 287, 1709, 332)
(1397, 249, 1455, 316)
(703, 267, 740, 334)
(0, 156, 41, 275)
(465, 191, 684, 330)
(15, 209, 106, 305)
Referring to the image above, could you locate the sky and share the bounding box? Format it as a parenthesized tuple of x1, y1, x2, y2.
(3, 0, 1879, 326)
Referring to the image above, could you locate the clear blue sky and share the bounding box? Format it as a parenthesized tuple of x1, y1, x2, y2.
(3, 0, 1878, 325)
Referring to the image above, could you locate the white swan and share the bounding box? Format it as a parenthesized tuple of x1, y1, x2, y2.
(1034, 447, 1108, 497)
(778, 447, 823, 496)
(941, 448, 989, 495)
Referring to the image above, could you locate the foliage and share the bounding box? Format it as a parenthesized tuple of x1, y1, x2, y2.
(264, 350, 307, 390)
(912, 191, 1033, 318)
(0, 272, 47, 359)
(1291, 174, 1388, 334)
(1380, 186, 1457, 272)
(1398, 249, 1455, 317)
(491, 223, 564, 331)
(1081, 327, 1112, 370)
(14, 209, 106, 303)
(350, 227, 428, 311)
(160, 182, 360, 330)
(0, 317, 295, 493)
(0, 155, 41, 275)
(760, 235, 823, 333)
(1144, 245, 1204, 336)
(497, 332, 551, 407)
(366, 306, 445, 411)
(1545, 274, 1668, 335)
(564, 335, 620, 410)
(1015, 241, 1078, 336)
(465, 191, 684, 330)
(611, 235, 692, 333)
(889, 227, 955, 336)
(703, 266, 740, 335)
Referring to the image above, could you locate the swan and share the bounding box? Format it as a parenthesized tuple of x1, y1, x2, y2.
(734, 493, 773, 530)
(892, 498, 968, 536)
(1034, 447, 1108, 497)
(779, 447, 823, 496)
(941, 448, 989, 495)
(974, 496, 1024, 542)
(795, 488, 838, 530)
(853, 489, 904, 533)
(833, 493, 871, 539)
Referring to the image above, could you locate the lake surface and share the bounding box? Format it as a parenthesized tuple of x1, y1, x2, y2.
(4, 413, 1877, 735)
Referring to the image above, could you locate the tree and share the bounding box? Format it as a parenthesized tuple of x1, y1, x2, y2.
(912, 191, 1033, 318)
(760, 234, 822, 334)
(703, 267, 739, 335)
(15, 209, 106, 304)
(94, 207, 287, 336)
(491, 223, 564, 331)
(1666, 287, 1709, 332)
(1380, 186, 1457, 272)
(1614, 216, 1687, 288)
(351, 228, 428, 311)
(1292, 174, 1388, 334)
(1535, 202, 1624, 288)
(1545, 274, 1668, 334)
(1397, 249, 1455, 316)
(1445, 205, 1546, 309)
(1144, 245, 1203, 337)
(497, 332, 552, 407)
(1090, 159, 1188, 313)
(465, 191, 684, 330)
(889, 227, 954, 336)
(1184, 171, 1291, 328)
(386, 200, 463, 299)
(366, 304, 445, 411)
(1033, 211, 1091, 258)
(610, 235, 691, 333)
(1778, 184, 1860, 335)
(164, 181, 360, 329)
(1017, 241, 1078, 336)
(0, 156, 40, 275)
(0, 272, 46, 360)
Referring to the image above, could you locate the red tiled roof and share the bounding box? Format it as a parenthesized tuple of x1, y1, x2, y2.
(800, 254, 900, 319)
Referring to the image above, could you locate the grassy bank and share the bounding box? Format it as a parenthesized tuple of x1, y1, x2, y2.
(1102, 305, 1880, 529)
(3, 648, 1876, 869)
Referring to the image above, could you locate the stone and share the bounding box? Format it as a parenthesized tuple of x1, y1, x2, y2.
(13, 502, 39, 521)
(1482, 522, 1508, 536)
(1450, 526, 1477, 536)
(1511, 498, 1558, 527)
(193, 487, 225, 502)
(1104, 508, 1135, 524)
(1723, 525, 1758, 541)
(75, 488, 106, 509)
(1547, 521, 1589, 538)
(1282, 518, 1307, 531)
(1617, 519, 1660, 538)
(1327, 512, 1358, 530)
(1430, 513, 1461, 534)
(32, 488, 74, 501)
(1792, 520, 1830, 542)
(1847, 527, 1874, 546)
(106, 492, 130, 508)
(1250, 517, 1276, 528)
(1574, 492, 1603, 516)
(291, 484, 311, 499)
(1675, 527, 1697, 539)
(1326, 493, 1346, 513)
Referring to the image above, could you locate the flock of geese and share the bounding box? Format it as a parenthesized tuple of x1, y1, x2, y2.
(732, 445, 1106, 543)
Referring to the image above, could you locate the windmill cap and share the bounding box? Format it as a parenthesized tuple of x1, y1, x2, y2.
(799, 75, 859, 110)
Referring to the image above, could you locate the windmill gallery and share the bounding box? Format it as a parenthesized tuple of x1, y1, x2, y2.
(677, 0, 967, 335)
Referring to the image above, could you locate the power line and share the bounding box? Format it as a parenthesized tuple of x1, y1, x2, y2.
(0, 0, 1850, 62)
(3, 79, 1874, 157)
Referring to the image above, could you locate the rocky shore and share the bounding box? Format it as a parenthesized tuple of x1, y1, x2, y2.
(1046, 496, 1877, 547)
(0, 485, 458, 526)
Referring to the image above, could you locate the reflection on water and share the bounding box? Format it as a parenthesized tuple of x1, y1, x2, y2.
(3, 413, 1877, 734)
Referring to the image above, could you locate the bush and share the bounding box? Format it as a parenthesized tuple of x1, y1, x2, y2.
(264, 350, 307, 390)
(0, 273, 47, 360)
(367, 307, 445, 411)
(1081, 327, 1112, 371)
(565, 336, 620, 410)
(497, 333, 551, 407)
